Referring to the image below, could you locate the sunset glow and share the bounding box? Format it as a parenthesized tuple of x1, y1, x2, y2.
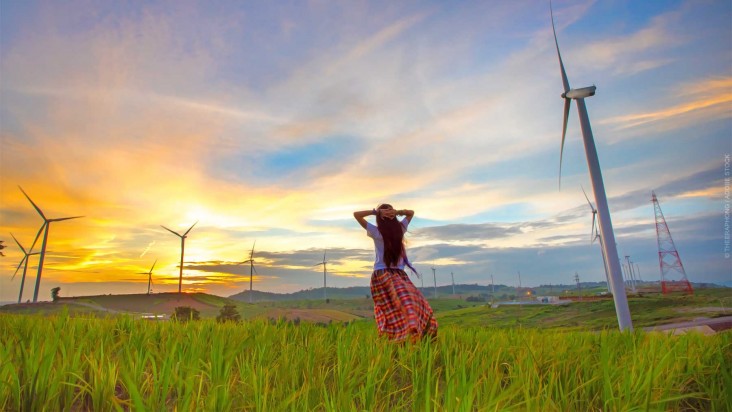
(1, 0, 729, 301)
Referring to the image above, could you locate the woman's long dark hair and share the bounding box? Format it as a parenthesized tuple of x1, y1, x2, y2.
(376, 204, 405, 268)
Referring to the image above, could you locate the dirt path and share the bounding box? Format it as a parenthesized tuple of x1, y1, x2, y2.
(643, 316, 732, 334)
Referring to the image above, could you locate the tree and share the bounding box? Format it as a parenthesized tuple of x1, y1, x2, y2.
(216, 304, 241, 323)
(172, 306, 200, 322)
(51, 287, 61, 302)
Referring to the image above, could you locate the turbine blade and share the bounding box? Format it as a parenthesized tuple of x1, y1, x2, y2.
(550, 1, 570, 93)
(558, 98, 570, 190)
(30, 223, 46, 251)
(12, 256, 28, 280)
(161, 225, 182, 237)
(183, 221, 198, 236)
(590, 212, 597, 244)
(18, 186, 46, 220)
(52, 216, 84, 222)
(10, 233, 26, 254)
(251, 240, 256, 257)
(580, 185, 594, 209)
(150, 259, 157, 273)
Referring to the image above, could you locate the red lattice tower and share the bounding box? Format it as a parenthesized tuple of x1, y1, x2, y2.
(652, 191, 693, 294)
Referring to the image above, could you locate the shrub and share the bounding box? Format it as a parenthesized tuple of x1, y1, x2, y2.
(216, 304, 241, 323)
(51, 287, 61, 302)
(171, 306, 200, 322)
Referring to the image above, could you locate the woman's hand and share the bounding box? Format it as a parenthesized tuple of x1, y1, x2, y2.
(381, 208, 397, 220)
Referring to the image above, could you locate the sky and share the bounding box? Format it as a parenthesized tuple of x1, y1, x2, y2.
(0, 0, 730, 302)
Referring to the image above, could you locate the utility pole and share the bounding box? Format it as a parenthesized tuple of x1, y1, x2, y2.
(491, 274, 495, 294)
(517, 271, 522, 302)
(575, 272, 582, 300)
(652, 191, 693, 294)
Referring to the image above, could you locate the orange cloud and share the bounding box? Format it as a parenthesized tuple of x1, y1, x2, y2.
(599, 77, 732, 132)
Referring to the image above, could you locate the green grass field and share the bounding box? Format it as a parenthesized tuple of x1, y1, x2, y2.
(3, 288, 730, 331)
(1, 311, 729, 411)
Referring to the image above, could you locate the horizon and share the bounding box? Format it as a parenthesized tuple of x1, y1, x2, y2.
(1, 0, 730, 302)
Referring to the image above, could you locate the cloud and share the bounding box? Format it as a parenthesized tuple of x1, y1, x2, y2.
(572, 9, 683, 77)
(599, 77, 732, 133)
(607, 164, 724, 213)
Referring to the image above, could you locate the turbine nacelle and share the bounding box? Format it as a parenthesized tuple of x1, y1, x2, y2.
(562, 86, 596, 100)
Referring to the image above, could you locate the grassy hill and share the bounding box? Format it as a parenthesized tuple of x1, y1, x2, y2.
(1, 287, 729, 330)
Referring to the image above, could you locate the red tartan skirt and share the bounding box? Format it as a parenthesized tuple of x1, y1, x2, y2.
(370, 268, 438, 342)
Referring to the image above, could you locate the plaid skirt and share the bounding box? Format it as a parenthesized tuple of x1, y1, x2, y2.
(370, 268, 438, 342)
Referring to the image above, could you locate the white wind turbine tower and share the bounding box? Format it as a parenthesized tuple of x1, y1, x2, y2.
(238, 241, 258, 303)
(161, 221, 197, 294)
(10, 232, 41, 303)
(19, 186, 84, 303)
(582, 186, 612, 294)
(314, 250, 329, 302)
(137, 260, 157, 295)
(450, 271, 456, 295)
(550, 3, 632, 330)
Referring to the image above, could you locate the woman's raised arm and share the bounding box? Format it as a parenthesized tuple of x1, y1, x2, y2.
(354, 209, 377, 230)
(397, 209, 414, 224)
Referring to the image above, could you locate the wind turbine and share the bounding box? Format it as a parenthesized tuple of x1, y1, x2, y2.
(10, 232, 41, 303)
(161, 221, 197, 294)
(431, 264, 437, 298)
(582, 186, 612, 294)
(450, 271, 456, 295)
(314, 250, 329, 302)
(238, 241, 258, 303)
(137, 260, 157, 295)
(19, 186, 84, 303)
(550, 3, 632, 331)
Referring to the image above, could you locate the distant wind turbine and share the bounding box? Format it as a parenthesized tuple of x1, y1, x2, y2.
(314, 250, 329, 302)
(431, 265, 437, 299)
(137, 260, 157, 295)
(10, 232, 41, 303)
(451, 271, 456, 295)
(550, 3, 632, 331)
(238, 241, 258, 303)
(19, 186, 84, 303)
(161, 221, 197, 294)
(582, 186, 612, 294)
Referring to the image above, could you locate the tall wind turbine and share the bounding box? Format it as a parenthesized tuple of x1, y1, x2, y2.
(137, 260, 157, 295)
(582, 186, 612, 294)
(10, 232, 41, 303)
(550, 3, 632, 330)
(161, 221, 197, 294)
(19, 186, 84, 303)
(314, 250, 329, 302)
(238, 241, 258, 303)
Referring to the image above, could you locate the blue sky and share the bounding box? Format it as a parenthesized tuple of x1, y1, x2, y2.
(0, 0, 730, 301)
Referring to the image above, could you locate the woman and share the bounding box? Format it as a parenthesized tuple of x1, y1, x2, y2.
(354, 204, 437, 342)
